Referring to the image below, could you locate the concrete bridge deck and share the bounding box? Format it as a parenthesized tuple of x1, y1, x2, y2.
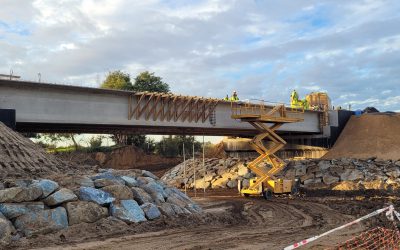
(0, 80, 323, 136)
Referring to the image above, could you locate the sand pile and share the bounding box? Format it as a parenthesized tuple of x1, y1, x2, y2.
(0, 122, 84, 179)
(323, 113, 400, 160)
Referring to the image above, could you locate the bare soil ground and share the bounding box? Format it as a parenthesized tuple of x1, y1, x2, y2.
(16, 190, 398, 250)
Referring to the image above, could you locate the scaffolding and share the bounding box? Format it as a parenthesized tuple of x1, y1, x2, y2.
(231, 101, 304, 194)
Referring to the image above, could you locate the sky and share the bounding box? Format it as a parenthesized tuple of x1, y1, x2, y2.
(1, 0, 400, 113)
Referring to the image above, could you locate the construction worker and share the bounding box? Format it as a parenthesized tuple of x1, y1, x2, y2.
(230, 91, 239, 101)
(290, 89, 299, 107)
(223, 95, 229, 101)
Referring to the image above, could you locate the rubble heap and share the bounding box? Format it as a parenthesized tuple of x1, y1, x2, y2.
(162, 157, 400, 191)
(0, 122, 88, 178)
(0, 169, 201, 245)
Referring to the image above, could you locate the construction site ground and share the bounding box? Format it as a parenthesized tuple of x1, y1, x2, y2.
(11, 189, 398, 250)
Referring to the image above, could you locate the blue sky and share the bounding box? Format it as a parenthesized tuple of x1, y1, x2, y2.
(0, 0, 400, 112)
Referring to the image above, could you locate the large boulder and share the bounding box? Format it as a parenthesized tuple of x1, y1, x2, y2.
(13, 207, 68, 237)
(0, 202, 44, 219)
(142, 182, 166, 203)
(78, 177, 95, 187)
(158, 203, 176, 217)
(110, 200, 147, 223)
(91, 172, 118, 181)
(64, 201, 108, 225)
(136, 177, 155, 186)
(32, 179, 59, 198)
(323, 175, 340, 185)
(211, 178, 229, 188)
(131, 187, 153, 205)
(185, 203, 202, 213)
(120, 176, 138, 187)
(166, 193, 189, 208)
(171, 204, 191, 215)
(141, 170, 159, 180)
(43, 188, 78, 206)
(318, 161, 331, 171)
(0, 185, 42, 203)
(194, 179, 211, 189)
(78, 187, 115, 205)
(0, 215, 12, 245)
(340, 169, 364, 181)
(237, 164, 250, 176)
(94, 178, 125, 188)
(140, 203, 161, 220)
(294, 165, 307, 176)
(101, 185, 133, 200)
(226, 179, 238, 188)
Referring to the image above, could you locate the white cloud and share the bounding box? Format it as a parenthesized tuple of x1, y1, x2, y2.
(0, 0, 399, 112)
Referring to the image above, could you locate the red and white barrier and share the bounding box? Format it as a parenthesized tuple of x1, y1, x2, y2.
(283, 205, 398, 250)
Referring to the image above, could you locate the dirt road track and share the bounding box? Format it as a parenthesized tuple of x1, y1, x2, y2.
(35, 196, 368, 250)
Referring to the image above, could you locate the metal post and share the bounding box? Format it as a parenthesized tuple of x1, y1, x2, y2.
(183, 142, 186, 195)
(203, 135, 206, 196)
(193, 143, 196, 197)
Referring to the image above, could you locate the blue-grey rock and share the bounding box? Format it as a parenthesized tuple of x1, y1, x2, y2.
(77, 177, 94, 187)
(131, 187, 153, 205)
(44, 188, 78, 206)
(91, 172, 117, 181)
(11, 180, 33, 188)
(141, 170, 159, 180)
(78, 187, 115, 205)
(169, 188, 192, 203)
(0, 202, 44, 219)
(94, 178, 125, 188)
(101, 185, 133, 200)
(0, 185, 42, 203)
(140, 203, 161, 220)
(158, 203, 176, 217)
(185, 203, 202, 213)
(166, 193, 188, 207)
(0, 215, 12, 245)
(32, 179, 59, 198)
(64, 201, 108, 225)
(110, 200, 146, 223)
(136, 177, 154, 187)
(170, 204, 188, 215)
(14, 207, 68, 237)
(170, 203, 191, 215)
(142, 182, 165, 204)
(121, 176, 138, 187)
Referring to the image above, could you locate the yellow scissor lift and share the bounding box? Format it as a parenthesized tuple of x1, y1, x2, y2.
(231, 101, 304, 199)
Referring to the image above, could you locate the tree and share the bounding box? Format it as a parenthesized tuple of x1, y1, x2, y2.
(156, 135, 201, 158)
(100, 70, 171, 148)
(39, 133, 80, 150)
(132, 71, 170, 93)
(101, 70, 132, 90)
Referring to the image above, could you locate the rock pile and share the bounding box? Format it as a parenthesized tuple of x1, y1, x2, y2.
(0, 169, 201, 245)
(162, 157, 400, 191)
(284, 158, 400, 190)
(161, 158, 256, 189)
(0, 122, 93, 179)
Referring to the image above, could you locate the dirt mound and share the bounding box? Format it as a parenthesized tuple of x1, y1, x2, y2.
(0, 122, 86, 179)
(93, 146, 180, 177)
(323, 113, 400, 160)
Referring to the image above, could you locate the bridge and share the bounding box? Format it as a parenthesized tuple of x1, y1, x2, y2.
(0, 79, 341, 138)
